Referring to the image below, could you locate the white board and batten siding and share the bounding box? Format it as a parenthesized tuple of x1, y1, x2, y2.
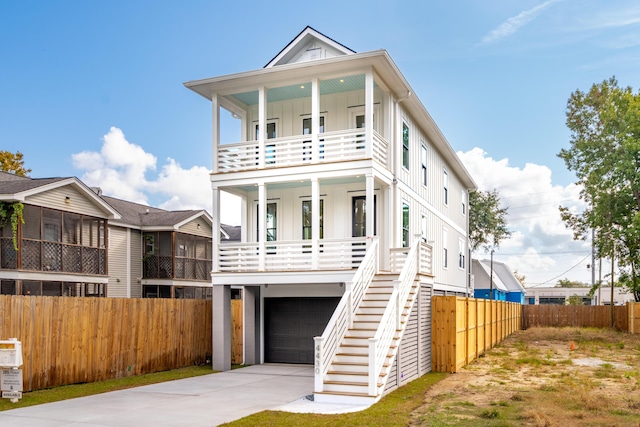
(26, 186, 109, 218)
(384, 283, 432, 394)
(244, 88, 383, 139)
(178, 217, 213, 238)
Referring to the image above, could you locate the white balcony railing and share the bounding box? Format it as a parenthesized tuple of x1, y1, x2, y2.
(216, 129, 389, 173)
(218, 237, 368, 272)
(314, 238, 379, 392)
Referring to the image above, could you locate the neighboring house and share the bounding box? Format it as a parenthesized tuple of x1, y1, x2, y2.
(472, 259, 525, 303)
(472, 259, 508, 301)
(101, 194, 214, 299)
(0, 172, 214, 299)
(0, 172, 120, 297)
(524, 286, 634, 306)
(185, 27, 476, 404)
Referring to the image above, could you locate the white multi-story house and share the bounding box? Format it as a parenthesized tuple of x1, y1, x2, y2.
(186, 27, 476, 404)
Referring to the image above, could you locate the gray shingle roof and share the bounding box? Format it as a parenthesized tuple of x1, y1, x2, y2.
(101, 195, 202, 228)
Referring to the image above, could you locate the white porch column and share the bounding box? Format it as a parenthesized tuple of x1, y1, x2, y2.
(311, 177, 320, 269)
(366, 174, 374, 246)
(258, 182, 266, 271)
(365, 69, 374, 159)
(311, 78, 320, 163)
(258, 86, 266, 169)
(212, 186, 220, 273)
(211, 93, 220, 174)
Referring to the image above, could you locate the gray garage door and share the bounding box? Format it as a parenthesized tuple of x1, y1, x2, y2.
(264, 297, 340, 364)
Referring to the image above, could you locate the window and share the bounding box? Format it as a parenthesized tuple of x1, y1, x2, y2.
(402, 122, 409, 169)
(302, 200, 324, 239)
(402, 203, 410, 247)
(302, 117, 325, 161)
(421, 143, 427, 186)
(443, 228, 448, 268)
(462, 190, 466, 215)
(257, 203, 277, 241)
(443, 170, 449, 205)
(256, 122, 277, 165)
(458, 238, 465, 269)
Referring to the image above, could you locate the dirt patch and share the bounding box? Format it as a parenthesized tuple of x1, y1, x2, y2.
(411, 327, 640, 426)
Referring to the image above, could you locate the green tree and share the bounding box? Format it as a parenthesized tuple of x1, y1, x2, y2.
(0, 150, 31, 176)
(469, 189, 511, 252)
(514, 270, 526, 286)
(566, 295, 585, 306)
(558, 77, 640, 301)
(555, 278, 589, 288)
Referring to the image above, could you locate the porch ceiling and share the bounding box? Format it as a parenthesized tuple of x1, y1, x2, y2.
(232, 176, 366, 193)
(229, 75, 369, 106)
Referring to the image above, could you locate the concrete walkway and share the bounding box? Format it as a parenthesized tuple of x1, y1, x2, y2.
(0, 364, 366, 427)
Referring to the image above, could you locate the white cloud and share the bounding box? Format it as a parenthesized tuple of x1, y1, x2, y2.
(72, 127, 242, 226)
(458, 147, 591, 286)
(481, 0, 561, 44)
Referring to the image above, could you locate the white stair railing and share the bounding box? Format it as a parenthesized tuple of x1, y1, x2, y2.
(314, 238, 378, 392)
(368, 237, 421, 396)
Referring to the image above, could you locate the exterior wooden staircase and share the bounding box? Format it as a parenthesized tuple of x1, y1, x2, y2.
(314, 272, 420, 404)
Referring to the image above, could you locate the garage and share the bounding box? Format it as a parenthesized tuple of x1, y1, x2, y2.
(264, 297, 340, 364)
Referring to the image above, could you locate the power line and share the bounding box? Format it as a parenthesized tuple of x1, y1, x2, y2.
(527, 253, 592, 286)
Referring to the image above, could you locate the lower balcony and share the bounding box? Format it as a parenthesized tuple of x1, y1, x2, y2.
(217, 238, 432, 276)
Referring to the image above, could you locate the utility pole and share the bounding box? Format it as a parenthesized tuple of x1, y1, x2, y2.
(490, 249, 494, 301)
(611, 243, 615, 328)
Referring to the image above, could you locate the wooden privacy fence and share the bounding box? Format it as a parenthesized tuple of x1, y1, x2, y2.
(629, 303, 640, 333)
(432, 297, 522, 373)
(522, 304, 629, 331)
(0, 295, 212, 392)
(231, 299, 243, 364)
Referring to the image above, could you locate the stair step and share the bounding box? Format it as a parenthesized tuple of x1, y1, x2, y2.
(328, 370, 367, 376)
(315, 390, 377, 398)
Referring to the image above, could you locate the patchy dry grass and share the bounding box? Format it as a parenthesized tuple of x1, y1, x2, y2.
(411, 327, 640, 427)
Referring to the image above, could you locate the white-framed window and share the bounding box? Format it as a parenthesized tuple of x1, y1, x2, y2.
(458, 238, 465, 269)
(402, 202, 410, 247)
(256, 202, 278, 242)
(442, 228, 448, 268)
(462, 190, 466, 215)
(421, 143, 427, 186)
(402, 122, 409, 170)
(302, 199, 324, 239)
(443, 170, 449, 206)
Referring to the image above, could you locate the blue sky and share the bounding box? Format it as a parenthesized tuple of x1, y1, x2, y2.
(2, 0, 639, 286)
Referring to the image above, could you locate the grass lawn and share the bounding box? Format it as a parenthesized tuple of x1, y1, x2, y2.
(219, 372, 448, 427)
(0, 365, 213, 412)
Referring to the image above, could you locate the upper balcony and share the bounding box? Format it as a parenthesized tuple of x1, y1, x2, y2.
(201, 70, 393, 176)
(216, 128, 389, 173)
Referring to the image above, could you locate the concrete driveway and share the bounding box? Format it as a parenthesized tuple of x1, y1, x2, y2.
(0, 364, 327, 426)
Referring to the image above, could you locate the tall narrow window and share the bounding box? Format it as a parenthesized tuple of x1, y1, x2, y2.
(302, 117, 325, 161)
(461, 190, 466, 215)
(302, 200, 324, 239)
(458, 238, 465, 269)
(443, 228, 448, 268)
(421, 143, 427, 186)
(443, 170, 449, 205)
(257, 203, 277, 241)
(402, 203, 409, 247)
(402, 122, 409, 169)
(256, 122, 277, 165)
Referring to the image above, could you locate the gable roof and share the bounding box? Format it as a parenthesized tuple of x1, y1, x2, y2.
(265, 26, 355, 68)
(0, 174, 120, 219)
(493, 261, 525, 293)
(102, 195, 212, 230)
(472, 259, 509, 292)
